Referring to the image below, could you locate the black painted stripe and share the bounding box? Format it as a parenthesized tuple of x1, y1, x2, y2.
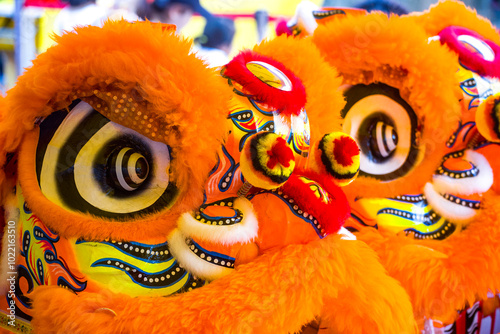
(36, 109, 71, 183)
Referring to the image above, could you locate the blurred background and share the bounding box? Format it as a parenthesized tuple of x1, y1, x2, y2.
(0, 0, 498, 92)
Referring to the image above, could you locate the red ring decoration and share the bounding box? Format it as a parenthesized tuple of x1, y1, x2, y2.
(438, 26, 500, 78)
(222, 50, 306, 117)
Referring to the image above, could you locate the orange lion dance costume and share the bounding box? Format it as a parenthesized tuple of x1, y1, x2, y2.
(0, 20, 415, 334)
(312, 1, 500, 332)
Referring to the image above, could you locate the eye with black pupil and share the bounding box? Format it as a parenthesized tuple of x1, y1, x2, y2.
(358, 113, 398, 163)
(36, 101, 179, 220)
(93, 135, 155, 198)
(107, 147, 150, 192)
(135, 157, 149, 180)
(370, 122, 398, 159)
(341, 83, 419, 181)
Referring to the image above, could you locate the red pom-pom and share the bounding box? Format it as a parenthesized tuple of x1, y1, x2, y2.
(333, 136, 359, 167)
(266, 137, 294, 169)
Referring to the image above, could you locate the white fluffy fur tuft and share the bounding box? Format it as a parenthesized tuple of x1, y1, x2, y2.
(177, 197, 258, 246)
(432, 150, 493, 195)
(167, 229, 234, 281)
(424, 182, 477, 224)
(338, 227, 356, 240)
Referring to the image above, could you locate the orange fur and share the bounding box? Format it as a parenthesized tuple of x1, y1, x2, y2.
(313, 5, 500, 329)
(312, 13, 462, 198)
(30, 235, 416, 334)
(409, 0, 500, 43)
(355, 191, 500, 325)
(1, 20, 231, 240)
(0, 21, 418, 334)
(346, 4, 500, 327)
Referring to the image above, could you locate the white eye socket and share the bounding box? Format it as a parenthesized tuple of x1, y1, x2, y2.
(37, 101, 178, 219)
(342, 83, 419, 181)
(246, 61, 293, 91)
(458, 35, 495, 62)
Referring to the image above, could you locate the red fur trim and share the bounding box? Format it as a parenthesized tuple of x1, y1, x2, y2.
(439, 26, 500, 78)
(266, 137, 294, 169)
(280, 169, 350, 235)
(333, 136, 359, 167)
(223, 50, 306, 116)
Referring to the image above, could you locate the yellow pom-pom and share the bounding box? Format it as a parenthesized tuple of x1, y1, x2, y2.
(476, 94, 500, 143)
(309, 132, 360, 186)
(240, 132, 296, 189)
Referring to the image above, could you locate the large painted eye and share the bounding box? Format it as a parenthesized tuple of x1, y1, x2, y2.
(341, 83, 419, 181)
(36, 101, 178, 220)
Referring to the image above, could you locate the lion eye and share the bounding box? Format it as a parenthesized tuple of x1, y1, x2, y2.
(36, 101, 178, 219)
(342, 83, 419, 181)
(107, 147, 150, 191)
